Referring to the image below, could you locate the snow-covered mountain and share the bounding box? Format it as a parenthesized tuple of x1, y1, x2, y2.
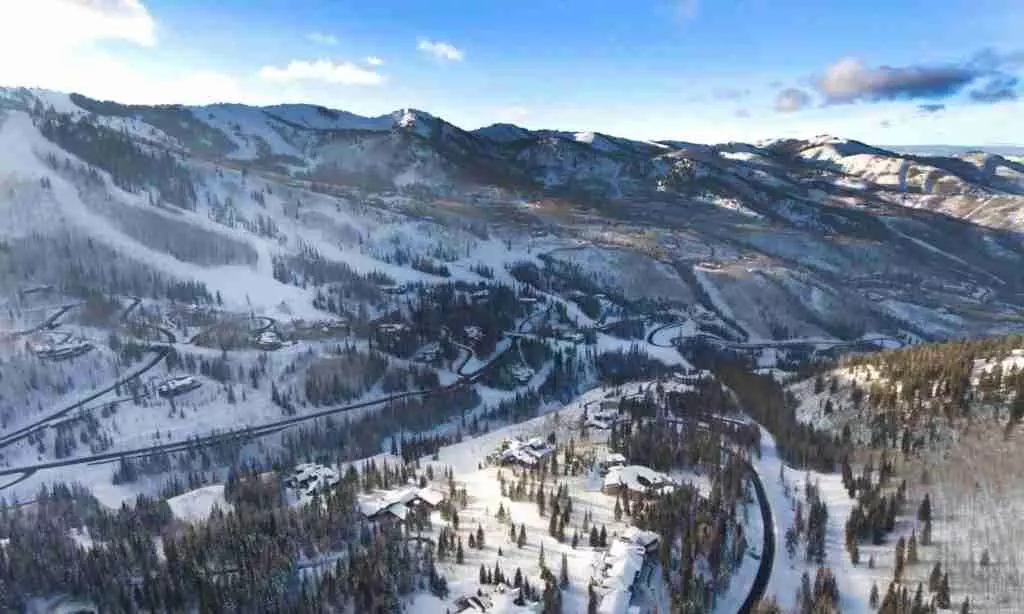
(2, 86, 1024, 341)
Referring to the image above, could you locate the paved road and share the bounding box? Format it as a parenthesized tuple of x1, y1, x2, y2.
(0, 309, 176, 451)
(6, 303, 79, 339)
(0, 305, 549, 487)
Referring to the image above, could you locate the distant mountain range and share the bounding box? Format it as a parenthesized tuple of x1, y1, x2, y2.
(2, 86, 1024, 343)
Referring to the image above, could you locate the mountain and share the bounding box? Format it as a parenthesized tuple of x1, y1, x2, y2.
(2, 86, 1024, 343)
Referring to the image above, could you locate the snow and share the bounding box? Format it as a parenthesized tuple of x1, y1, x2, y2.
(167, 484, 231, 523)
(751, 426, 874, 613)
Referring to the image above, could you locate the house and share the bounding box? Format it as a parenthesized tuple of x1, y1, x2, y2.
(510, 365, 534, 385)
(285, 463, 340, 497)
(453, 594, 493, 612)
(157, 375, 201, 398)
(494, 437, 555, 467)
(470, 289, 490, 302)
(378, 322, 407, 335)
(602, 465, 675, 497)
(592, 530, 663, 614)
(599, 453, 628, 473)
(255, 330, 282, 350)
(600, 399, 620, 411)
(671, 369, 713, 385)
(34, 341, 94, 361)
(464, 325, 484, 341)
(358, 486, 446, 522)
(414, 343, 442, 362)
(518, 297, 538, 306)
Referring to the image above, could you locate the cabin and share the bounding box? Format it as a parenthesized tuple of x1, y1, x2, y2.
(157, 375, 201, 398)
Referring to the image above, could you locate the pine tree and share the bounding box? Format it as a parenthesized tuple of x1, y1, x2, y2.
(539, 542, 546, 569)
(937, 573, 951, 608)
(870, 582, 880, 609)
(480, 564, 488, 585)
(908, 531, 919, 564)
(894, 536, 906, 582)
(559, 553, 569, 588)
(518, 524, 527, 549)
(599, 525, 608, 548)
(477, 524, 485, 549)
(457, 538, 465, 564)
(961, 597, 970, 614)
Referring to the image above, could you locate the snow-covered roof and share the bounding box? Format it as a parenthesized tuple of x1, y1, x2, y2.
(603, 465, 675, 495)
(358, 486, 446, 518)
(605, 453, 627, 465)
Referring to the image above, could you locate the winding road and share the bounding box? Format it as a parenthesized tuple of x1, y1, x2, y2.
(0, 305, 549, 489)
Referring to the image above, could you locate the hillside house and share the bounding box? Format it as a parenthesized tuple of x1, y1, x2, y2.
(255, 330, 282, 350)
(358, 486, 446, 522)
(157, 375, 201, 398)
(593, 529, 661, 614)
(602, 465, 675, 497)
(493, 437, 555, 467)
(284, 463, 340, 497)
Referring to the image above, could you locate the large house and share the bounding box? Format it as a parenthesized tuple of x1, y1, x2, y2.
(493, 437, 555, 467)
(284, 463, 340, 497)
(358, 486, 446, 522)
(157, 375, 201, 398)
(594, 528, 662, 614)
(602, 465, 675, 497)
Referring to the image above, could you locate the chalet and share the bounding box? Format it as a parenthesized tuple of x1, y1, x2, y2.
(284, 463, 340, 497)
(378, 322, 408, 335)
(671, 369, 713, 385)
(453, 594, 493, 613)
(510, 365, 534, 385)
(255, 330, 282, 350)
(358, 486, 446, 522)
(414, 343, 442, 362)
(602, 465, 675, 497)
(598, 453, 628, 473)
(157, 375, 201, 398)
(34, 341, 94, 361)
(593, 529, 662, 614)
(586, 408, 620, 430)
(494, 437, 555, 467)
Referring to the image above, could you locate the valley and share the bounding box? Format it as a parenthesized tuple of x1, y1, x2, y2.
(0, 87, 1023, 613)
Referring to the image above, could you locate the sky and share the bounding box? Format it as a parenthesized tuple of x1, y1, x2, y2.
(0, 0, 1022, 145)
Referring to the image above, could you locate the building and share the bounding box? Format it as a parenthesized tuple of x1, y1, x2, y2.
(510, 365, 534, 385)
(493, 437, 555, 467)
(285, 463, 340, 497)
(157, 375, 201, 398)
(470, 289, 490, 302)
(255, 330, 282, 350)
(594, 529, 662, 614)
(453, 594, 493, 613)
(358, 486, 446, 522)
(602, 465, 675, 497)
(599, 453, 628, 473)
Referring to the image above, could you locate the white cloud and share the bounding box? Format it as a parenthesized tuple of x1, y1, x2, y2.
(0, 0, 156, 54)
(417, 38, 464, 62)
(258, 59, 385, 86)
(366, 56, 385, 66)
(307, 32, 339, 46)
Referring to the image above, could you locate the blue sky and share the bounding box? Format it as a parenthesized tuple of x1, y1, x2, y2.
(1, 0, 1022, 144)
